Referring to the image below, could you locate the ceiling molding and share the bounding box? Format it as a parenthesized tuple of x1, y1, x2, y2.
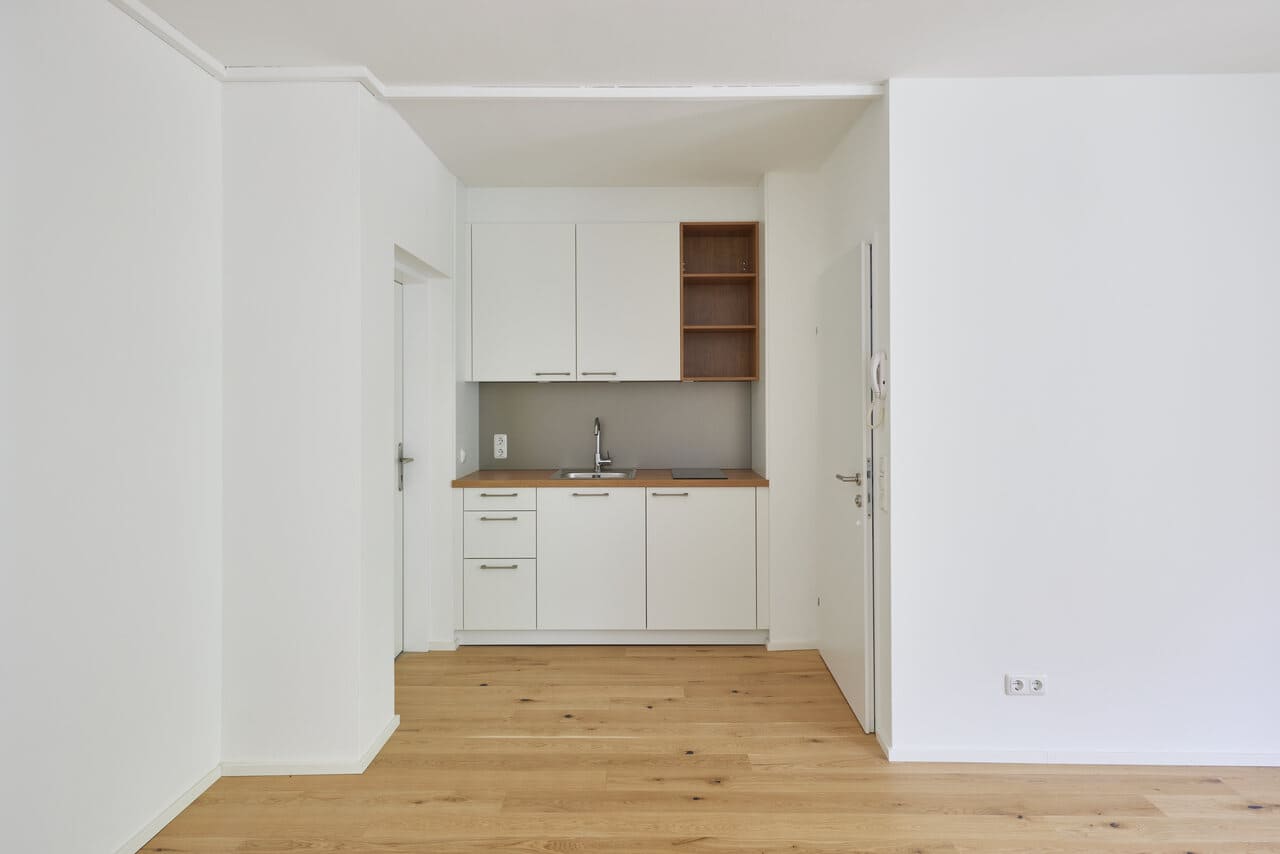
(380, 84, 884, 101)
(109, 0, 224, 79)
(110, 0, 882, 102)
(223, 65, 388, 96)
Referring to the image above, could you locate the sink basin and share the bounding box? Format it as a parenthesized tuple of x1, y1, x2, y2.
(551, 468, 637, 480)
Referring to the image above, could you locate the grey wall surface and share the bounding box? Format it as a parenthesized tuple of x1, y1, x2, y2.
(479, 382, 752, 469)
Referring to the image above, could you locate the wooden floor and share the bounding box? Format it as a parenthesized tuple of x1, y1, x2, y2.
(148, 646, 1280, 853)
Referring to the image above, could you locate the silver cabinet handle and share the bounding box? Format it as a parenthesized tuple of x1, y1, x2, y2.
(479, 492, 519, 497)
(478, 516, 518, 521)
(581, 371, 617, 376)
(535, 371, 571, 376)
(479, 564, 518, 570)
(570, 492, 610, 497)
(835, 472, 863, 485)
(651, 492, 690, 497)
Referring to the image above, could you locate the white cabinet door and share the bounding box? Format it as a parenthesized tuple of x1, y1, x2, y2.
(464, 559, 536, 630)
(576, 223, 680, 381)
(537, 488, 646, 629)
(646, 487, 757, 630)
(472, 223, 576, 381)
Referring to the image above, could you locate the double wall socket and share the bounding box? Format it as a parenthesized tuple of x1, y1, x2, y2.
(1004, 674, 1047, 696)
(493, 433, 508, 460)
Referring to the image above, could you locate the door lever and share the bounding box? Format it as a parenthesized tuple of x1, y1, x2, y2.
(835, 472, 863, 485)
(397, 442, 414, 492)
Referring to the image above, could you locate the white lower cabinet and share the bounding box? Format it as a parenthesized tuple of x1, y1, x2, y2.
(646, 487, 757, 630)
(460, 485, 758, 634)
(464, 559, 536, 630)
(536, 487, 646, 629)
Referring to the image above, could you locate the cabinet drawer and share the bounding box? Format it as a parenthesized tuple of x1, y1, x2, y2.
(464, 487, 536, 511)
(464, 511, 537, 558)
(464, 559, 536, 630)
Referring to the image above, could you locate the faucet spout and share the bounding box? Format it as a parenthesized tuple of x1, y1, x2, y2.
(593, 416, 611, 473)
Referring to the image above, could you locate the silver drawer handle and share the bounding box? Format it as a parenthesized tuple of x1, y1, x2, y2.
(479, 564, 518, 570)
(478, 516, 518, 521)
(534, 371, 571, 376)
(651, 492, 690, 497)
(581, 371, 617, 376)
(571, 492, 610, 497)
(479, 492, 519, 497)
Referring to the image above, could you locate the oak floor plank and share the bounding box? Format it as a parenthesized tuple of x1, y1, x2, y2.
(142, 646, 1280, 853)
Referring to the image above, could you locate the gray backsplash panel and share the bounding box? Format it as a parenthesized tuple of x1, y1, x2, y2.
(479, 382, 752, 470)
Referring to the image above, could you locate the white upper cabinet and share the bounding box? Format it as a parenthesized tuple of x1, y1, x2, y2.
(471, 223, 576, 382)
(646, 487, 757, 630)
(575, 223, 680, 381)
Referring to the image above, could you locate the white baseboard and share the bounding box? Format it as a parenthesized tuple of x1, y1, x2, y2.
(222, 715, 400, 776)
(765, 638, 819, 651)
(113, 765, 220, 854)
(457, 629, 768, 646)
(427, 638, 459, 651)
(885, 744, 1280, 767)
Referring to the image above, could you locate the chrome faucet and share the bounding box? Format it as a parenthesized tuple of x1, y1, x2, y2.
(593, 416, 612, 473)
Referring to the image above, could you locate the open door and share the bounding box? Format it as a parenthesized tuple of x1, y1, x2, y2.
(816, 241, 875, 732)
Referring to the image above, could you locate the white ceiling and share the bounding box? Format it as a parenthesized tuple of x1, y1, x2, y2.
(396, 99, 869, 186)
(137, 0, 1280, 185)
(143, 0, 1280, 83)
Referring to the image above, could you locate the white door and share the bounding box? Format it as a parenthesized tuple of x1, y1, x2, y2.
(393, 282, 406, 655)
(576, 223, 680, 381)
(646, 487, 756, 629)
(536, 488, 646, 629)
(472, 223, 577, 381)
(816, 242, 875, 731)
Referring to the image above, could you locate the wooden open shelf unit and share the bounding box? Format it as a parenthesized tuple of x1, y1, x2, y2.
(680, 222, 759, 381)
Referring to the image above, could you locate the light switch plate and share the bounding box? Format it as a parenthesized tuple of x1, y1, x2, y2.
(493, 433, 508, 460)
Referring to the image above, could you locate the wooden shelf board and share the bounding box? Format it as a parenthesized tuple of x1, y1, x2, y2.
(683, 324, 757, 332)
(682, 375, 759, 382)
(682, 272, 757, 280)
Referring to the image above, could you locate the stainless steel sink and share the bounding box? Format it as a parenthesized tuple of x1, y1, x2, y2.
(551, 468, 637, 480)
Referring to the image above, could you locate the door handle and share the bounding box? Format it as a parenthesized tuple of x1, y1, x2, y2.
(651, 492, 690, 497)
(534, 371, 571, 376)
(397, 442, 414, 492)
(570, 492, 610, 497)
(581, 371, 617, 376)
(835, 472, 863, 485)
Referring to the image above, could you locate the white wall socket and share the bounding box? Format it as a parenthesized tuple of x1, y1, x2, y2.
(493, 433, 508, 460)
(1005, 674, 1047, 696)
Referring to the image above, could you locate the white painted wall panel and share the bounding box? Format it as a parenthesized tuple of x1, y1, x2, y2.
(1, 1, 222, 850)
(886, 74, 1280, 763)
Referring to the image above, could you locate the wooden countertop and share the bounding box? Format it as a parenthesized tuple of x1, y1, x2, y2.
(452, 468, 768, 488)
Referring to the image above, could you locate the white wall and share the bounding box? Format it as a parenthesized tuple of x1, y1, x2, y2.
(222, 82, 365, 766)
(357, 93, 456, 741)
(886, 74, 1280, 764)
(1, 1, 223, 850)
(760, 172, 824, 648)
(466, 186, 761, 224)
(223, 81, 459, 761)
